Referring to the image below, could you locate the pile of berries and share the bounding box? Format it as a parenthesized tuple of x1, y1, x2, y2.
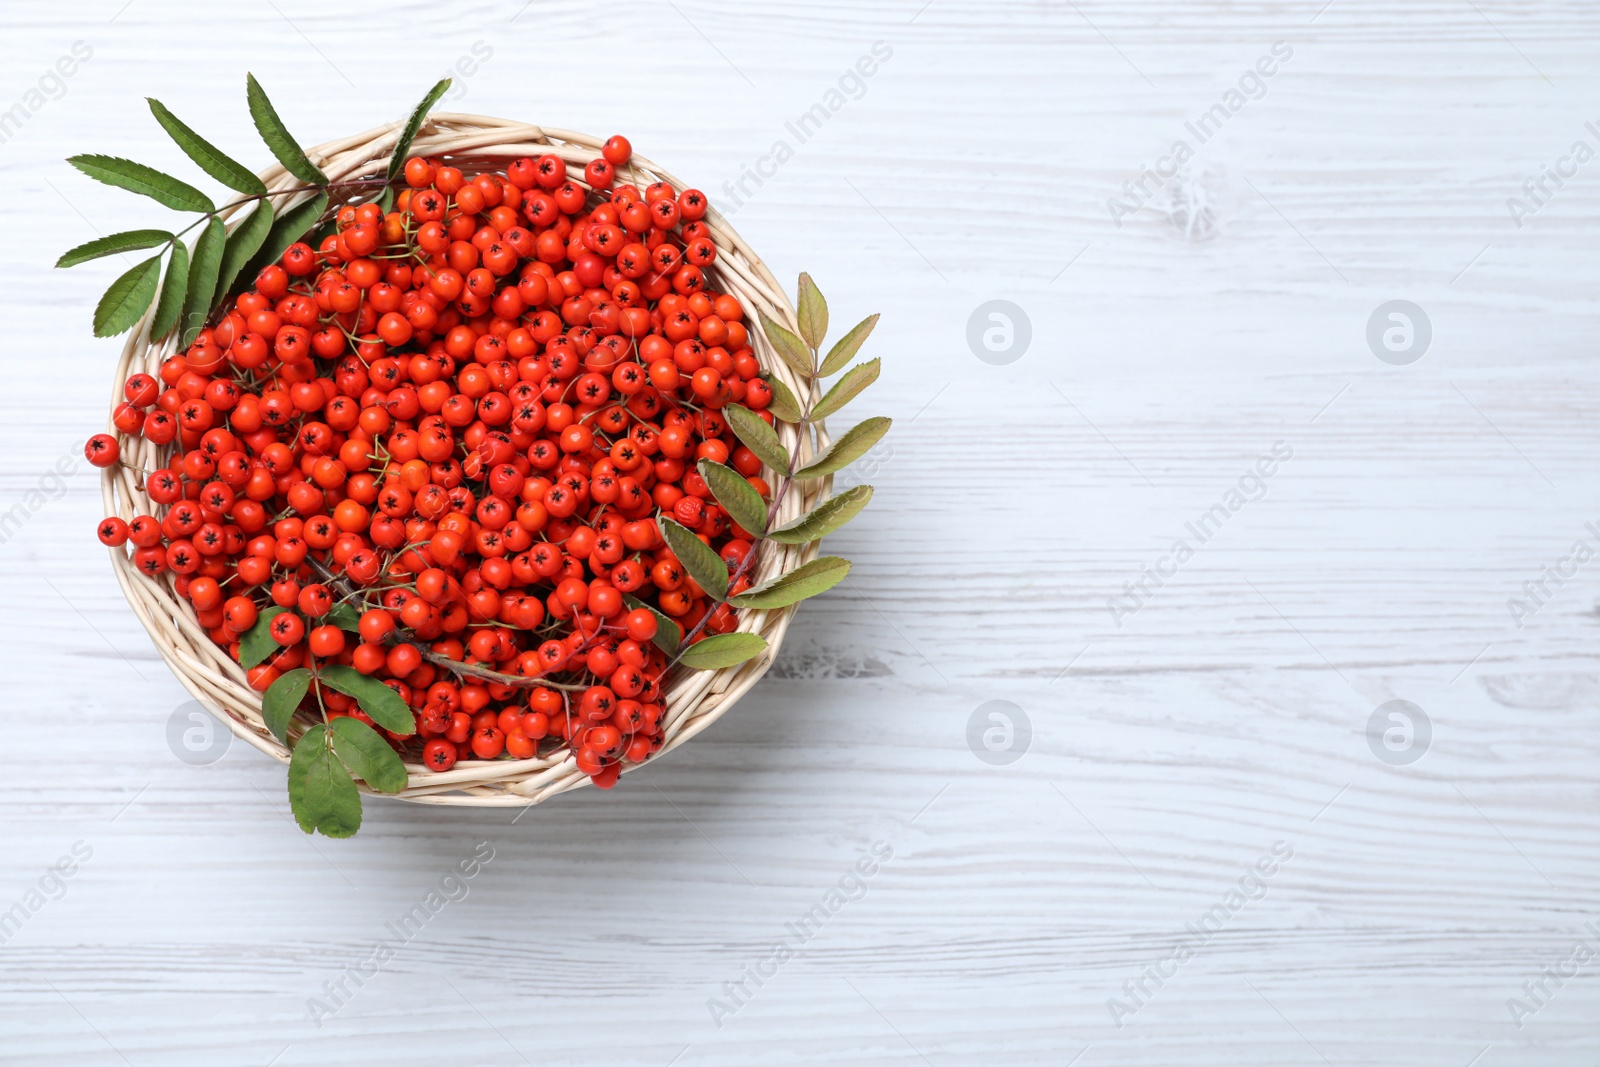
(88, 134, 778, 788)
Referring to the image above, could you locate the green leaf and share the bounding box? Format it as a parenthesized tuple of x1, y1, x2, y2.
(146, 98, 267, 195)
(724, 403, 790, 474)
(287, 724, 362, 838)
(758, 309, 813, 380)
(387, 78, 453, 183)
(622, 594, 679, 657)
(820, 313, 879, 377)
(810, 358, 881, 422)
(93, 254, 162, 338)
(262, 666, 311, 745)
(658, 516, 730, 604)
(329, 716, 409, 794)
(240, 189, 328, 289)
(698, 460, 768, 536)
(149, 241, 189, 340)
(767, 485, 874, 545)
(319, 664, 414, 736)
(245, 73, 327, 185)
(56, 229, 172, 269)
(215, 200, 275, 298)
(765, 375, 803, 424)
(729, 556, 852, 610)
(324, 602, 362, 633)
(796, 272, 828, 351)
(677, 631, 768, 669)
(795, 417, 892, 479)
(238, 605, 289, 670)
(377, 185, 396, 213)
(180, 215, 227, 347)
(67, 154, 214, 212)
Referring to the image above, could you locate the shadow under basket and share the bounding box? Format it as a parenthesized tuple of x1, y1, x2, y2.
(101, 113, 830, 808)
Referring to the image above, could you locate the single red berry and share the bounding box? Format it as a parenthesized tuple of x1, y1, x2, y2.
(84, 434, 119, 468)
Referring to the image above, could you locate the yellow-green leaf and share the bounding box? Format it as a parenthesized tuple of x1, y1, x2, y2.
(658, 517, 729, 603)
(698, 460, 767, 536)
(728, 557, 852, 610)
(622, 593, 679, 657)
(820, 313, 879, 377)
(93, 254, 161, 337)
(329, 716, 409, 794)
(795, 417, 892, 479)
(796, 272, 827, 350)
(766, 485, 874, 545)
(765, 375, 803, 424)
(758, 309, 812, 380)
(677, 632, 768, 669)
(723, 404, 789, 475)
(811, 359, 880, 421)
(287, 724, 362, 838)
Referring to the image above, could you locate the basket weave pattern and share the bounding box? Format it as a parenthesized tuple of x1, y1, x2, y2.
(101, 113, 829, 807)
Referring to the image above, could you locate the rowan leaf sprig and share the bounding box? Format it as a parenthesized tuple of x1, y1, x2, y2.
(57, 74, 451, 343)
(665, 273, 891, 668)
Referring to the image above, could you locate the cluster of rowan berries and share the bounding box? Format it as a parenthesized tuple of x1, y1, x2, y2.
(89, 134, 778, 789)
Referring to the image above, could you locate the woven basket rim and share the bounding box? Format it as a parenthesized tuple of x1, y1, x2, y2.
(100, 112, 830, 808)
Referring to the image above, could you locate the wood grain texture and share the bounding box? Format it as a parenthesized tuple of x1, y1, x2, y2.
(1, 0, 1598, 1063)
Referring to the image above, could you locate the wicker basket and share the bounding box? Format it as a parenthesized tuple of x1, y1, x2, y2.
(101, 113, 829, 807)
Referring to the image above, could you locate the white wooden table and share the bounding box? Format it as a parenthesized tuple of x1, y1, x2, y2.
(2, 1, 1596, 1063)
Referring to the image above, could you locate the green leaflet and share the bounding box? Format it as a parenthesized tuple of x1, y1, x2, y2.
(68, 154, 214, 212)
(318, 664, 414, 736)
(796, 272, 828, 350)
(324, 602, 362, 633)
(180, 215, 227, 347)
(723, 403, 789, 475)
(149, 241, 189, 340)
(215, 200, 276, 299)
(810, 358, 880, 422)
(658, 517, 730, 603)
(329, 717, 409, 794)
(728, 557, 852, 610)
(146, 98, 267, 195)
(287, 724, 362, 838)
(92, 254, 161, 337)
(387, 78, 453, 183)
(56, 229, 172, 269)
(698, 459, 768, 537)
(794, 417, 892, 480)
(239, 190, 329, 291)
(758, 309, 813, 380)
(819, 313, 879, 377)
(245, 73, 328, 185)
(764, 375, 803, 424)
(622, 594, 680, 657)
(238, 605, 289, 670)
(262, 667, 311, 744)
(766, 485, 874, 545)
(677, 632, 768, 669)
